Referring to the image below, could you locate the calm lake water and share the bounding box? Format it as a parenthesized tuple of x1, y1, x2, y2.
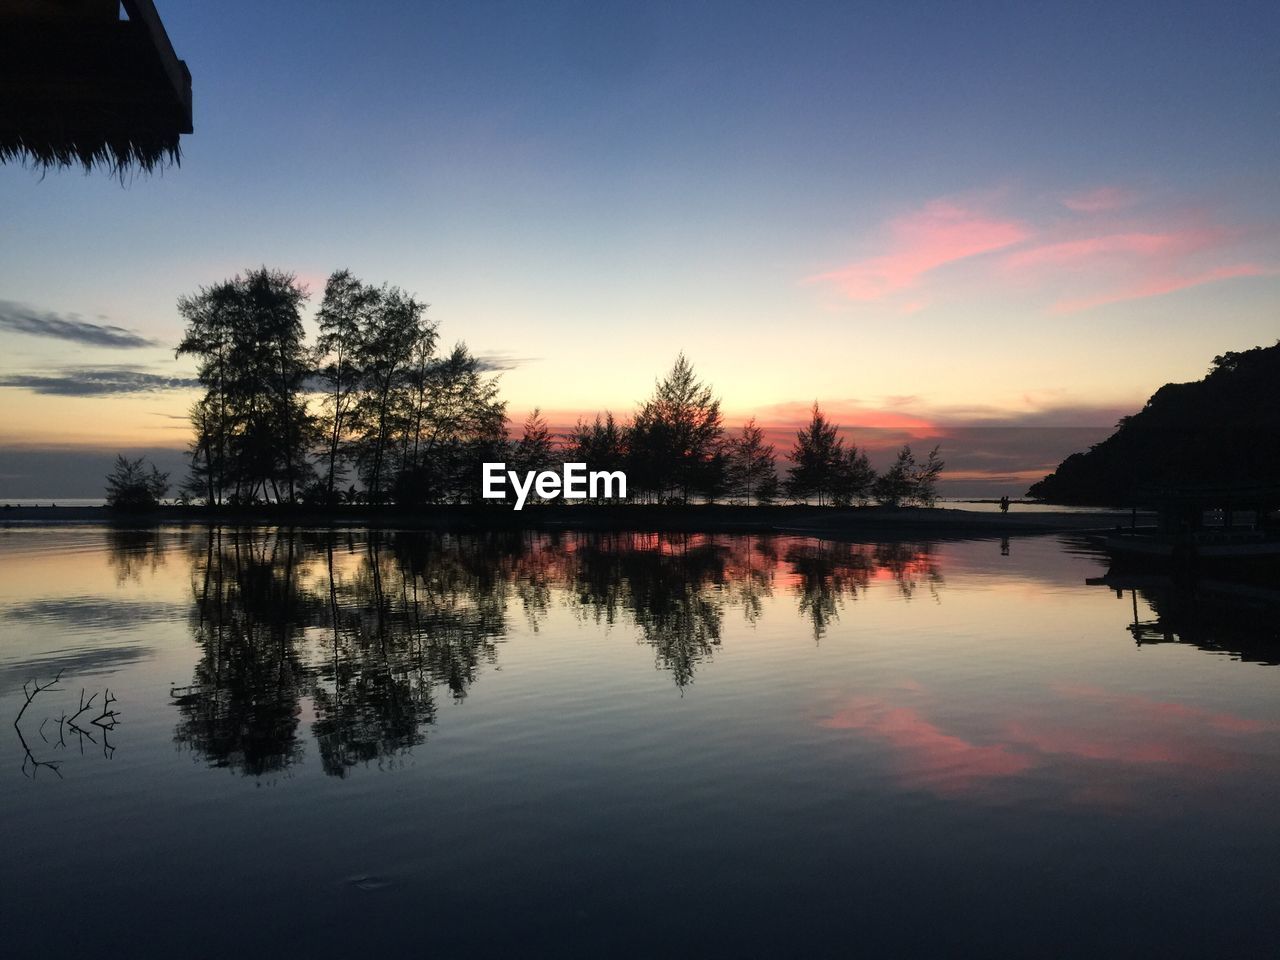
(2, 526, 1278, 958)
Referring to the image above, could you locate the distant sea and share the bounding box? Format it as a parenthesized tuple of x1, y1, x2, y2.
(1, 498, 106, 507)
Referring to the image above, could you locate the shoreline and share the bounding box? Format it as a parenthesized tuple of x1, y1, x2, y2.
(0, 503, 1143, 540)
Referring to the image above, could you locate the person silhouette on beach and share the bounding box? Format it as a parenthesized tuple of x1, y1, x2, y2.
(999, 496, 1009, 514)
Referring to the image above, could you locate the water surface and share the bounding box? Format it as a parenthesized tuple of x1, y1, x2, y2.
(2, 526, 1278, 957)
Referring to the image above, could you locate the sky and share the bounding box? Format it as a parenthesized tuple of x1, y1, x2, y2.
(2, 0, 1278, 497)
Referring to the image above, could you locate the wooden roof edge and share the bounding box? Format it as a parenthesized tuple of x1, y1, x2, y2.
(121, 0, 191, 132)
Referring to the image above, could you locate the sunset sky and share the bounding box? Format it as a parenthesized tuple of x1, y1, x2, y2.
(2, 0, 1278, 497)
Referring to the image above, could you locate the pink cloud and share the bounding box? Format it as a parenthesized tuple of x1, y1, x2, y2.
(1003, 229, 1213, 270)
(1054, 262, 1268, 313)
(1061, 185, 1138, 213)
(1050, 684, 1268, 734)
(808, 200, 1029, 300)
(820, 683, 1271, 802)
(820, 697, 1035, 792)
(1001, 215, 1268, 313)
(811, 187, 1271, 315)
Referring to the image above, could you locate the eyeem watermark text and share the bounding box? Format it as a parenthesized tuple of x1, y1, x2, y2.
(482, 463, 627, 510)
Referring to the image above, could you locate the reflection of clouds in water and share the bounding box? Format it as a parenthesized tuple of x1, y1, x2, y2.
(821, 696, 1035, 790)
(821, 682, 1272, 804)
(3, 596, 181, 628)
(0, 597, 170, 686)
(0, 644, 151, 688)
(1005, 683, 1270, 775)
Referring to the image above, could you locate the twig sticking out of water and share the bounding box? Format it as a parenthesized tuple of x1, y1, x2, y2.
(14, 670, 64, 779)
(13, 672, 124, 773)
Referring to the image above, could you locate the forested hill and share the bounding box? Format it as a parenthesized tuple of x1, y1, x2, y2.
(1028, 341, 1280, 505)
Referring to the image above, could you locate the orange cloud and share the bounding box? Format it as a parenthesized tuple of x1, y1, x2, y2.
(746, 399, 936, 435)
(808, 200, 1029, 301)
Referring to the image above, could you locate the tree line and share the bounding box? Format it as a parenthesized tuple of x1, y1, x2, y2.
(175, 267, 503, 506)
(165, 266, 943, 508)
(561, 356, 943, 507)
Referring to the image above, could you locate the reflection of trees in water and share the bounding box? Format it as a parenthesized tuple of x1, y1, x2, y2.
(788, 542, 873, 641)
(569, 534, 730, 688)
(560, 533, 794, 685)
(727, 535, 777, 626)
(131, 528, 944, 777)
(312, 537, 434, 776)
(174, 529, 513, 778)
(174, 528, 314, 777)
(872, 542, 944, 601)
(105, 527, 169, 584)
(787, 541, 943, 641)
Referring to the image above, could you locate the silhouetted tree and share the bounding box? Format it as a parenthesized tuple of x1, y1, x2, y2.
(728, 418, 779, 505)
(352, 286, 433, 503)
(874, 446, 916, 507)
(394, 321, 444, 497)
(175, 281, 237, 504)
(314, 270, 377, 502)
(404, 343, 507, 503)
(181, 398, 219, 506)
(177, 267, 315, 504)
(628, 354, 725, 503)
(911, 445, 944, 507)
(105, 455, 169, 511)
(512, 408, 555, 474)
(832, 444, 876, 506)
(786, 403, 849, 505)
(868, 445, 944, 506)
(569, 413, 625, 476)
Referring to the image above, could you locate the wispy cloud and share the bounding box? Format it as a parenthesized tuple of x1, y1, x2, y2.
(0, 367, 200, 396)
(1060, 185, 1137, 213)
(0, 301, 158, 348)
(1001, 217, 1268, 313)
(1052, 262, 1268, 313)
(475, 352, 538, 372)
(807, 200, 1029, 301)
(1002, 229, 1207, 270)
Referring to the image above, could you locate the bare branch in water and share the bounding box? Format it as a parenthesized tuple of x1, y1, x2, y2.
(13, 672, 122, 775)
(14, 670, 65, 779)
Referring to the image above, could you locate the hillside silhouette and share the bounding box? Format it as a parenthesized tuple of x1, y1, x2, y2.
(1029, 341, 1280, 505)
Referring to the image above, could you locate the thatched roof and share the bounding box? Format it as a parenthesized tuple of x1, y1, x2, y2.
(0, 0, 192, 177)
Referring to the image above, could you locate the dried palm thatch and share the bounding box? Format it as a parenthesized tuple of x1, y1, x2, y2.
(0, 0, 192, 178)
(0, 131, 182, 177)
